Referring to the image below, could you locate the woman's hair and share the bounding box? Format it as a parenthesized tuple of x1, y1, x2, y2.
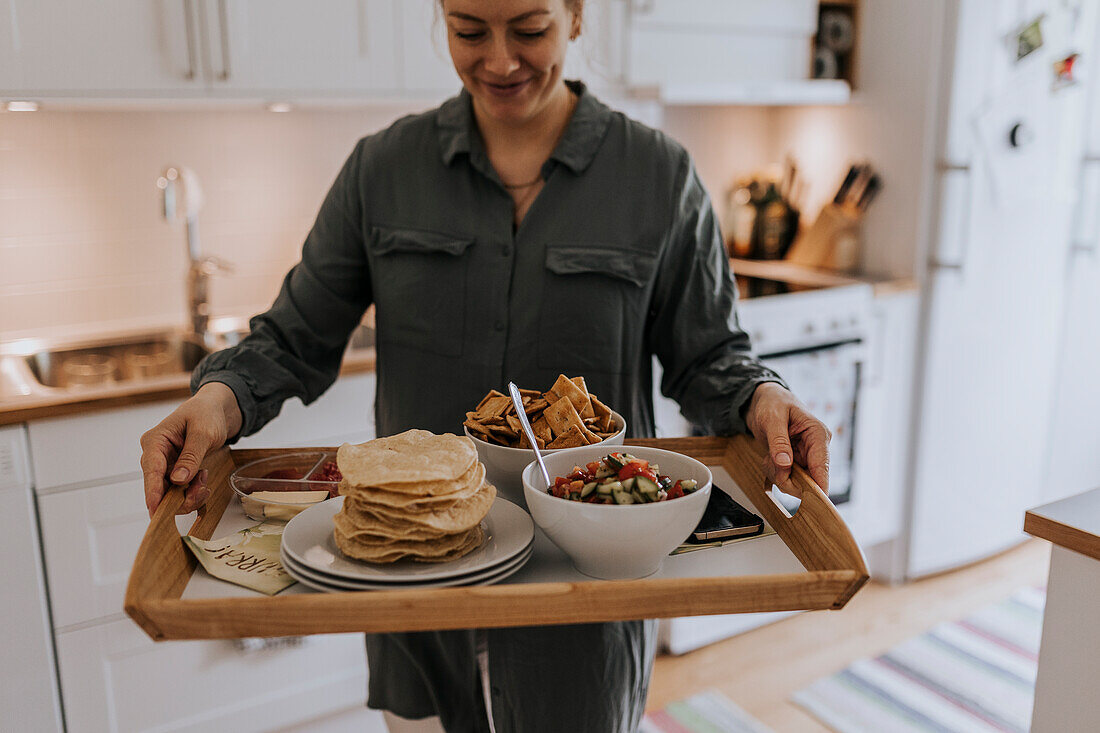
(438, 0, 583, 13)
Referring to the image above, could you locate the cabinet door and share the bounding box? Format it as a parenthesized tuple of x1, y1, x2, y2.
(203, 0, 399, 96)
(0, 452, 64, 731)
(398, 0, 460, 96)
(55, 617, 371, 733)
(37, 477, 193, 629)
(5, 0, 205, 95)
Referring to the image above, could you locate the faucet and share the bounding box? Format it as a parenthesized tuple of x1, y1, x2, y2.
(157, 166, 233, 346)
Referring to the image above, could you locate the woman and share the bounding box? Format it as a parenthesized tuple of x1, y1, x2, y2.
(141, 1, 831, 731)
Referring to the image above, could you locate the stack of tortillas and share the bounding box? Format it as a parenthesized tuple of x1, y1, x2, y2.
(332, 429, 495, 564)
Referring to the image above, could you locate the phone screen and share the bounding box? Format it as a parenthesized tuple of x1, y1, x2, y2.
(689, 488, 764, 542)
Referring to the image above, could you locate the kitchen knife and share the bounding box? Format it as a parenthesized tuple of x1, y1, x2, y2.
(833, 165, 861, 205)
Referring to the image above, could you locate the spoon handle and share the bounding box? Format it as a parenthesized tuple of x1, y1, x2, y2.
(507, 382, 552, 490)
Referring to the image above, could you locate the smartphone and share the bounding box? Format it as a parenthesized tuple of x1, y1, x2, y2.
(688, 487, 764, 541)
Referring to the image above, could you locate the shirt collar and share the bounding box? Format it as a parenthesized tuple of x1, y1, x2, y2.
(437, 80, 611, 176)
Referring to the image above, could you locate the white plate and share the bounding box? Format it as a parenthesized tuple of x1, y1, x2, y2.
(282, 496, 534, 583)
(280, 544, 533, 591)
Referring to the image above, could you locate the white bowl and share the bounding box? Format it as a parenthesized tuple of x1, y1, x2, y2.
(464, 410, 625, 506)
(522, 444, 712, 579)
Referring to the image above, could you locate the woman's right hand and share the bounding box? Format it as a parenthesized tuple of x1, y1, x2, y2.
(140, 382, 243, 518)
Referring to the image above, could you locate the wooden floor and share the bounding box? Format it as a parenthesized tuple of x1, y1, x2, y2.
(647, 539, 1052, 732)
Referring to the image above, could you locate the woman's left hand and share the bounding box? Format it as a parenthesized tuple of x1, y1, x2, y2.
(744, 382, 832, 498)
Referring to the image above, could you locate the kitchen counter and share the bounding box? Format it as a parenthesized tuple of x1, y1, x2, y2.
(1025, 488, 1100, 731)
(0, 319, 376, 426)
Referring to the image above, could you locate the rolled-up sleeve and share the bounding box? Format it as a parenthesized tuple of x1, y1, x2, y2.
(191, 140, 372, 439)
(647, 153, 786, 436)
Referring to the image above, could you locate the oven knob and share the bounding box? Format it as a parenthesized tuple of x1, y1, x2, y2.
(829, 320, 841, 331)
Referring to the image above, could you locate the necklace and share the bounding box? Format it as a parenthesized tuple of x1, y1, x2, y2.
(503, 176, 543, 188)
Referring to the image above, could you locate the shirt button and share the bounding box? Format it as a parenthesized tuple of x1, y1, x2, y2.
(494, 320, 505, 331)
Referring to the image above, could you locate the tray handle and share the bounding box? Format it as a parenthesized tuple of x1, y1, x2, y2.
(124, 447, 236, 639)
(725, 435, 868, 583)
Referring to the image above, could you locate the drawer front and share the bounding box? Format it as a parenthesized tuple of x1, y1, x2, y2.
(236, 372, 376, 449)
(55, 618, 368, 733)
(37, 477, 188, 628)
(28, 400, 180, 490)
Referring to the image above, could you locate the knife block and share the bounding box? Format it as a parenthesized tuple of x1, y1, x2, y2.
(784, 203, 863, 272)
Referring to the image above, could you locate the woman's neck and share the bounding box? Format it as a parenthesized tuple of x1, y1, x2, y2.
(473, 82, 577, 171)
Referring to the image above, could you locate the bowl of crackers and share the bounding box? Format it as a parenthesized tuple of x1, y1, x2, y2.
(462, 375, 625, 505)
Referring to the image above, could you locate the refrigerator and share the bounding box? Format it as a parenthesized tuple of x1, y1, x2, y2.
(1044, 2, 1100, 507)
(903, 0, 1099, 577)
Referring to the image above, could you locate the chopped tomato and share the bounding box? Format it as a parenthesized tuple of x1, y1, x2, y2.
(617, 461, 654, 482)
(667, 480, 685, 500)
(567, 467, 589, 482)
(586, 461, 602, 475)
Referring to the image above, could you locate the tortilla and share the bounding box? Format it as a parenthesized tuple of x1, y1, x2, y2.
(334, 524, 484, 563)
(336, 430, 477, 491)
(343, 482, 496, 534)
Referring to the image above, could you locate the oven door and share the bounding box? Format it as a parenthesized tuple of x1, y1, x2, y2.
(759, 338, 863, 505)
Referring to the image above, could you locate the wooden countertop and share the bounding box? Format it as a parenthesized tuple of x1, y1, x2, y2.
(1025, 487, 1100, 562)
(0, 350, 376, 427)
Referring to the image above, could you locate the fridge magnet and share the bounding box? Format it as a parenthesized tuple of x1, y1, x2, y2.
(1014, 15, 1044, 61)
(1052, 52, 1080, 89)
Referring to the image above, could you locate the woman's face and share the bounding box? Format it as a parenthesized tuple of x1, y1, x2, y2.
(442, 0, 579, 125)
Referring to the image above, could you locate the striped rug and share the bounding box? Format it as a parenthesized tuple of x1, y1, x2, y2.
(793, 587, 1046, 733)
(642, 690, 773, 733)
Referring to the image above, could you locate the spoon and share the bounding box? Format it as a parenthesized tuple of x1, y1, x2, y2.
(507, 381, 552, 491)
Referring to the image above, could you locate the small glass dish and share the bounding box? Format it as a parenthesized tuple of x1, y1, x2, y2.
(229, 452, 342, 521)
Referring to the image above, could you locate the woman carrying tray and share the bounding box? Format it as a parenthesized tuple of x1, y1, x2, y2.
(141, 1, 832, 731)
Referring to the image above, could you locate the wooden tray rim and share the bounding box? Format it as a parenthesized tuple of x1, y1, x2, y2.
(125, 436, 868, 641)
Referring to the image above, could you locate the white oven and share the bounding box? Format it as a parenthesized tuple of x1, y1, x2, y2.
(654, 264, 874, 654)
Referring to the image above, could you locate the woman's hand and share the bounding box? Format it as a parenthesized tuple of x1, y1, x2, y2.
(744, 382, 831, 498)
(140, 382, 243, 518)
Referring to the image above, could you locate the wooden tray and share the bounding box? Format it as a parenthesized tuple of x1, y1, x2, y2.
(125, 436, 868, 641)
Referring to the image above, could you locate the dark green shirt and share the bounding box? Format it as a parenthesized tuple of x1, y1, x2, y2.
(193, 81, 782, 441)
(192, 81, 784, 732)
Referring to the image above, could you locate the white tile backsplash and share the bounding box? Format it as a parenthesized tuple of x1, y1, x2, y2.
(0, 102, 774, 341)
(0, 106, 426, 339)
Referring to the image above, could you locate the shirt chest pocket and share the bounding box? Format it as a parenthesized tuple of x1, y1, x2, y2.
(539, 243, 659, 376)
(369, 227, 474, 358)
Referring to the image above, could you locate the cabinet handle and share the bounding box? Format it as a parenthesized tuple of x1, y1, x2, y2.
(182, 0, 198, 81)
(217, 0, 231, 81)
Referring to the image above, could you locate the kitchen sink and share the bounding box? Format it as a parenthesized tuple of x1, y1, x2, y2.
(3, 321, 375, 395)
(23, 332, 209, 389)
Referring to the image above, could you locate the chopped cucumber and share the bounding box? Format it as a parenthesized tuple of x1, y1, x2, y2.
(620, 477, 636, 491)
(605, 453, 632, 471)
(599, 480, 622, 494)
(612, 489, 635, 505)
(594, 466, 615, 479)
(680, 479, 699, 492)
(580, 481, 598, 498)
(635, 476, 659, 495)
(630, 489, 647, 504)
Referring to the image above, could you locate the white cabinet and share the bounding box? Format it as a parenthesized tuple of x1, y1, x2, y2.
(397, 0, 460, 96)
(0, 425, 64, 733)
(2, 0, 400, 98)
(25, 372, 377, 731)
(625, 0, 818, 90)
(853, 286, 919, 551)
(205, 0, 399, 96)
(55, 617, 367, 733)
(38, 476, 183, 629)
(2, 0, 203, 95)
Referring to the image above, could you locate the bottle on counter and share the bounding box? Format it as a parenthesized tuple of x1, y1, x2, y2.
(751, 179, 790, 260)
(722, 178, 756, 258)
